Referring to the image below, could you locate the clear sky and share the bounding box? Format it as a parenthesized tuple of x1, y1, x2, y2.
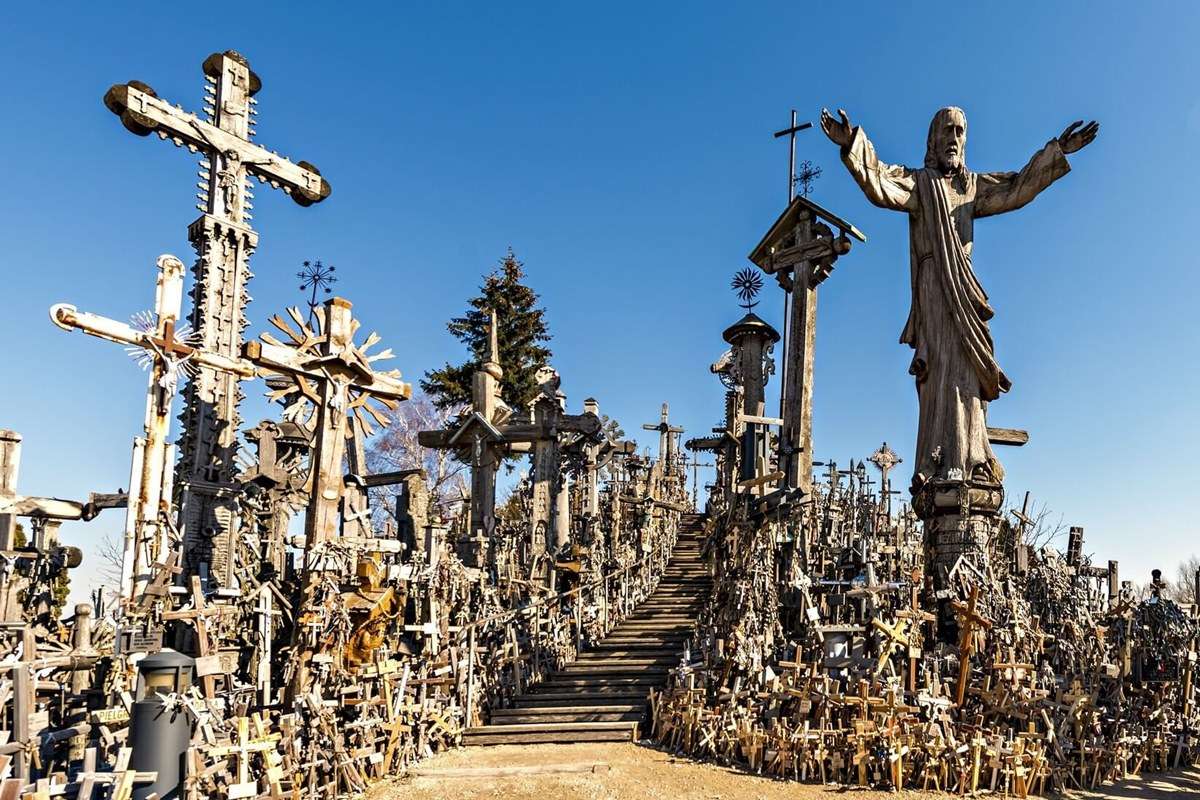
(2, 2, 1197, 600)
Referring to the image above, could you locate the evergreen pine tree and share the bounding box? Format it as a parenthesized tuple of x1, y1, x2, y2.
(422, 249, 553, 411)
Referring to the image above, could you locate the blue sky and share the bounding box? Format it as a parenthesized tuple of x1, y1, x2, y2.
(2, 2, 1197, 599)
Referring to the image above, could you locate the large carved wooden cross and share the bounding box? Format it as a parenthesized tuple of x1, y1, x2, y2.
(642, 402, 684, 474)
(418, 363, 601, 577)
(416, 311, 509, 567)
(104, 50, 331, 584)
(249, 299, 409, 697)
(749, 195, 864, 494)
(246, 300, 409, 553)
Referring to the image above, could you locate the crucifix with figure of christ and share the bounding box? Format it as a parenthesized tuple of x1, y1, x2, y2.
(642, 403, 684, 476)
(52, 254, 255, 603)
(103, 50, 331, 587)
(245, 298, 410, 696)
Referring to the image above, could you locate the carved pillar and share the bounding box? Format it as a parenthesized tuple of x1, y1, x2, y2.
(722, 313, 779, 485)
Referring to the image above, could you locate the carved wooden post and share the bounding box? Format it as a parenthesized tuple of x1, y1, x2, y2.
(0, 431, 21, 622)
(722, 313, 780, 485)
(748, 196, 861, 495)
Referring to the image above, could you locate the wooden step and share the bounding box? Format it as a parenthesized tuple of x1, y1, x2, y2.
(514, 692, 647, 706)
(489, 709, 642, 724)
(463, 721, 638, 746)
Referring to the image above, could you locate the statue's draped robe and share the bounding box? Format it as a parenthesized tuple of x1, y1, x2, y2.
(841, 127, 1070, 489)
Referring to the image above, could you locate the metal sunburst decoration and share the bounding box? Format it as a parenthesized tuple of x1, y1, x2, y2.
(125, 311, 201, 393)
(297, 259, 337, 325)
(259, 306, 402, 437)
(731, 268, 764, 311)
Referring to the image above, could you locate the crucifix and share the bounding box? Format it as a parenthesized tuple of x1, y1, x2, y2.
(51, 254, 255, 603)
(103, 50, 331, 587)
(868, 442, 903, 517)
(417, 311, 510, 567)
(246, 298, 409, 695)
(642, 402, 684, 476)
(685, 453, 713, 510)
(749, 195, 864, 494)
(951, 585, 993, 706)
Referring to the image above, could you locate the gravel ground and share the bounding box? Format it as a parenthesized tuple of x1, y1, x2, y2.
(367, 742, 1200, 800)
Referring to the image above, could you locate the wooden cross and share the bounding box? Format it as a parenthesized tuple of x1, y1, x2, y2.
(104, 49, 331, 585)
(162, 575, 223, 697)
(642, 402, 684, 474)
(870, 616, 910, 677)
(419, 361, 600, 581)
(209, 715, 281, 798)
(52, 254, 254, 602)
(749, 197, 863, 493)
(951, 585, 993, 706)
(248, 298, 409, 695)
(416, 310, 510, 567)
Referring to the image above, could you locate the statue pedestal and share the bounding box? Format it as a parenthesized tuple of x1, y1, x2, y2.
(915, 478, 1003, 641)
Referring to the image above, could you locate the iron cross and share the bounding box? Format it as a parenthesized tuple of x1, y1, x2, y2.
(773, 110, 813, 203)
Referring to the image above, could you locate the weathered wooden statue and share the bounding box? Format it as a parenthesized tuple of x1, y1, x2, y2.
(820, 107, 1097, 497)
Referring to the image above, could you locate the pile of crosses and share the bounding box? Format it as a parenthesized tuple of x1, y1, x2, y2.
(0, 50, 689, 799)
(648, 186, 1200, 795)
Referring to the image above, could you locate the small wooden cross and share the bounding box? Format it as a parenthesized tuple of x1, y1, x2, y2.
(950, 585, 992, 706)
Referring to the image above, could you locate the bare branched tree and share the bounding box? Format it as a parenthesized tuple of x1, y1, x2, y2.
(1011, 498, 1069, 551)
(1166, 555, 1200, 606)
(365, 392, 468, 525)
(96, 530, 124, 591)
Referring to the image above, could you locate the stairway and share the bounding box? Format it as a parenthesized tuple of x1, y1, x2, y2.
(463, 513, 709, 746)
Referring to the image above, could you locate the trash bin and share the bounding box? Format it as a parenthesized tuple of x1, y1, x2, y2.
(129, 648, 195, 800)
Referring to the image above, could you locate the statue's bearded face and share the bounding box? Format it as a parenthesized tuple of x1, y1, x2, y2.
(934, 109, 967, 173)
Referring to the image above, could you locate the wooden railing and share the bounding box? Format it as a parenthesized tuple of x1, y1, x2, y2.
(454, 520, 680, 728)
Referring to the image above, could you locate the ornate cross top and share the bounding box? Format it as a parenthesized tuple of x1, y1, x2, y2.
(104, 51, 330, 226)
(245, 299, 410, 551)
(642, 402, 684, 468)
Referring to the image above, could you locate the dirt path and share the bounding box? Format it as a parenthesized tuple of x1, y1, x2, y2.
(368, 742, 1200, 800)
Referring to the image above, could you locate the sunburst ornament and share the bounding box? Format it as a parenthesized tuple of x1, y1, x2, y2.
(258, 306, 403, 438)
(731, 268, 764, 311)
(125, 311, 202, 394)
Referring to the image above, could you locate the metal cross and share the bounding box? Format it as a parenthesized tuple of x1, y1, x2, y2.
(773, 110, 813, 203)
(796, 159, 822, 197)
(685, 454, 714, 509)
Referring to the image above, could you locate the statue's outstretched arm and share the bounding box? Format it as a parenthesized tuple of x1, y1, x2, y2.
(974, 141, 1071, 218)
(822, 108, 915, 212)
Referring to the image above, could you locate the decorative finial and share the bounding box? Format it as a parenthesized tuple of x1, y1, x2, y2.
(297, 259, 337, 325)
(731, 268, 764, 311)
(795, 160, 822, 197)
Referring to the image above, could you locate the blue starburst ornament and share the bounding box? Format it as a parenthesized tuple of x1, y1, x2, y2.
(731, 268, 764, 311)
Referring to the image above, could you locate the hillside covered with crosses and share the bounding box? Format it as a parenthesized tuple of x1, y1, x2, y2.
(1, 40, 1198, 800)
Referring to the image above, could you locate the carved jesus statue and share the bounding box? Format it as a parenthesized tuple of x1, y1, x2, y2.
(821, 107, 1097, 494)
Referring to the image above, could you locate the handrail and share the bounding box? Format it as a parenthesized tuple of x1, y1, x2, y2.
(456, 534, 674, 636)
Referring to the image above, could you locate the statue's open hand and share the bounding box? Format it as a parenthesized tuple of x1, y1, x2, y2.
(820, 108, 854, 148)
(1058, 120, 1099, 154)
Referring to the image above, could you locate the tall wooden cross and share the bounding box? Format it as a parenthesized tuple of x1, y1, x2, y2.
(749, 196, 864, 494)
(247, 298, 409, 695)
(642, 403, 684, 476)
(416, 311, 510, 567)
(104, 50, 331, 586)
(52, 254, 255, 603)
